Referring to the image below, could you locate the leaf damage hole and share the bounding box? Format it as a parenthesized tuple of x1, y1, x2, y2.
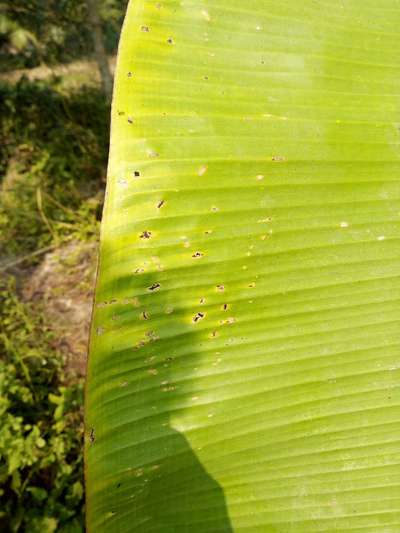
(133, 170, 140, 177)
(193, 312, 205, 323)
(142, 310, 149, 320)
(192, 251, 203, 259)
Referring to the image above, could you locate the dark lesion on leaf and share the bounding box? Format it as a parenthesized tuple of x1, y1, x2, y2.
(140, 230, 152, 239)
(148, 283, 161, 292)
(193, 312, 205, 323)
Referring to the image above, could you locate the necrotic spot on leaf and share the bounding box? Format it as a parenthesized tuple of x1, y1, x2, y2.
(198, 165, 208, 176)
(193, 312, 205, 323)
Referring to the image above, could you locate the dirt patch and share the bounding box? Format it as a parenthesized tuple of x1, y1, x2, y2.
(22, 241, 98, 376)
(0, 56, 116, 87)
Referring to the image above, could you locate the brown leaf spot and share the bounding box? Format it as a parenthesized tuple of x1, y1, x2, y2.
(193, 312, 205, 323)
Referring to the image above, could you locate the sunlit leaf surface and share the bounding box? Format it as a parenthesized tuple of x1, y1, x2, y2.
(86, 1, 400, 531)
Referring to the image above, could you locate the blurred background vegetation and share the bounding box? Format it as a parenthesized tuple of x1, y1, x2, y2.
(0, 1, 128, 530)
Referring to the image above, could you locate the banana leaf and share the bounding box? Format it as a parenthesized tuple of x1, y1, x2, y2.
(85, 1, 400, 531)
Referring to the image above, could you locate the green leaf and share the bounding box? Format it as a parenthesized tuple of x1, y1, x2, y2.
(49, 393, 63, 405)
(27, 486, 48, 502)
(86, 1, 400, 531)
(71, 481, 83, 501)
(31, 516, 58, 533)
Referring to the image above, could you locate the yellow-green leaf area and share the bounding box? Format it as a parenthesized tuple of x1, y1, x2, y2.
(85, 1, 400, 531)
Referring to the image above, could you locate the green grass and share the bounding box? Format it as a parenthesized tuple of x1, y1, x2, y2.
(0, 278, 84, 532)
(1, 76, 108, 260)
(0, 65, 109, 530)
